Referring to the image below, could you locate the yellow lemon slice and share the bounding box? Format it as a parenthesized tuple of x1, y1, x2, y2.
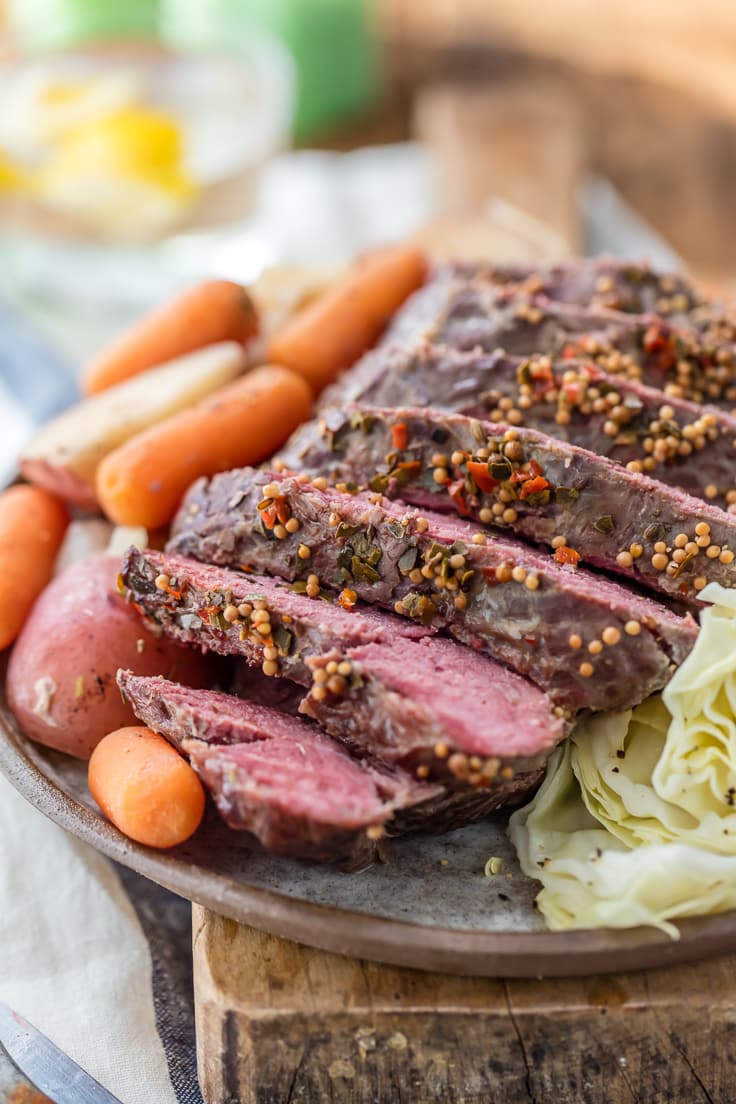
(37, 107, 199, 239)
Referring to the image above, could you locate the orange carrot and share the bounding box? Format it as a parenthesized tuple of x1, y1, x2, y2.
(267, 245, 428, 393)
(82, 280, 259, 395)
(95, 364, 313, 529)
(0, 485, 69, 649)
(89, 726, 205, 848)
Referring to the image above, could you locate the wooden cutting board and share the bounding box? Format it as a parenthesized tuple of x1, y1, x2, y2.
(193, 904, 736, 1104)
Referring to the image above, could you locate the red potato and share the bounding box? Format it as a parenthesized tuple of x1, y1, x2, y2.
(89, 726, 205, 848)
(7, 555, 209, 759)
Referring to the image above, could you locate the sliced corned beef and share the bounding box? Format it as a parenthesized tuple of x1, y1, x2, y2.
(368, 277, 736, 410)
(118, 672, 544, 859)
(279, 404, 736, 604)
(450, 258, 703, 321)
(120, 548, 565, 787)
(321, 343, 736, 509)
(170, 468, 697, 712)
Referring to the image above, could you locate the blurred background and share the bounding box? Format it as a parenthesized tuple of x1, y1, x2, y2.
(0, 0, 734, 371)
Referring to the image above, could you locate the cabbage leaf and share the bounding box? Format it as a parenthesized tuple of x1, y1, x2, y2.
(509, 583, 736, 935)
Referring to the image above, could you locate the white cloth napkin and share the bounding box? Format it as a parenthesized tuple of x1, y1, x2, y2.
(0, 774, 177, 1103)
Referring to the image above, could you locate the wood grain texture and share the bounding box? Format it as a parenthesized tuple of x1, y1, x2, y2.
(193, 905, 736, 1104)
(379, 0, 736, 122)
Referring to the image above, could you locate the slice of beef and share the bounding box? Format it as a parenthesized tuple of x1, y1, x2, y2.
(120, 548, 565, 787)
(367, 277, 736, 411)
(280, 404, 736, 604)
(170, 468, 696, 712)
(323, 343, 736, 509)
(450, 258, 703, 321)
(117, 671, 440, 864)
(118, 668, 320, 753)
(185, 738, 537, 861)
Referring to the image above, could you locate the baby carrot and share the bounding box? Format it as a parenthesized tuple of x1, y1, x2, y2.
(83, 279, 259, 395)
(89, 726, 205, 849)
(95, 364, 313, 529)
(0, 484, 69, 649)
(267, 245, 428, 393)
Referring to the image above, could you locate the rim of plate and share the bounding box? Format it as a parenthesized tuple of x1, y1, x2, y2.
(2, 699, 736, 979)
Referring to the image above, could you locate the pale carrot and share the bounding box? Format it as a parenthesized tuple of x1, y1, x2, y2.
(89, 726, 205, 849)
(267, 245, 428, 393)
(0, 485, 69, 649)
(82, 279, 259, 395)
(95, 364, 313, 529)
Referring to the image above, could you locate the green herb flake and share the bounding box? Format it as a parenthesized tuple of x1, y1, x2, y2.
(272, 624, 294, 656)
(335, 522, 359, 540)
(490, 457, 513, 480)
(516, 360, 533, 386)
(351, 557, 381, 584)
(369, 473, 390, 494)
(350, 410, 374, 434)
(555, 486, 580, 506)
(385, 519, 406, 539)
(398, 546, 419, 574)
(594, 514, 615, 534)
(351, 533, 382, 566)
(337, 548, 354, 574)
(401, 592, 438, 626)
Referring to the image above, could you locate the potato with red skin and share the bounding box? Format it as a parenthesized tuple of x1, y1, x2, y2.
(7, 555, 208, 758)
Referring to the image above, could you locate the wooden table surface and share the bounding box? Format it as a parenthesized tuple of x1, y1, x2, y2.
(193, 904, 736, 1104)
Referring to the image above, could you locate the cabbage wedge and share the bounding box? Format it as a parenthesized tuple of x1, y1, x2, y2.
(510, 583, 736, 935)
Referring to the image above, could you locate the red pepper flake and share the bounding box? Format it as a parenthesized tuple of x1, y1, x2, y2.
(519, 475, 550, 500)
(643, 323, 676, 369)
(481, 567, 501, 586)
(274, 497, 290, 526)
(554, 545, 581, 566)
(643, 324, 668, 353)
(466, 460, 497, 494)
(260, 505, 277, 529)
(338, 587, 357, 610)
(561, 343, 579, 360)
(509, 458, 544, 485)
(392, 422, 408, 450)
(158, 582, 182, 600)
(447, 479, 471, 516)
(397, 460, 421, 474)
(530, 360, 553, 382)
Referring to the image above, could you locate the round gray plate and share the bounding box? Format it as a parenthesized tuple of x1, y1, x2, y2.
(3, 672, 736, 978)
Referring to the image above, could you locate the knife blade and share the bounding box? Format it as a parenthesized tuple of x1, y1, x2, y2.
(0, 1003, 123, 1104)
